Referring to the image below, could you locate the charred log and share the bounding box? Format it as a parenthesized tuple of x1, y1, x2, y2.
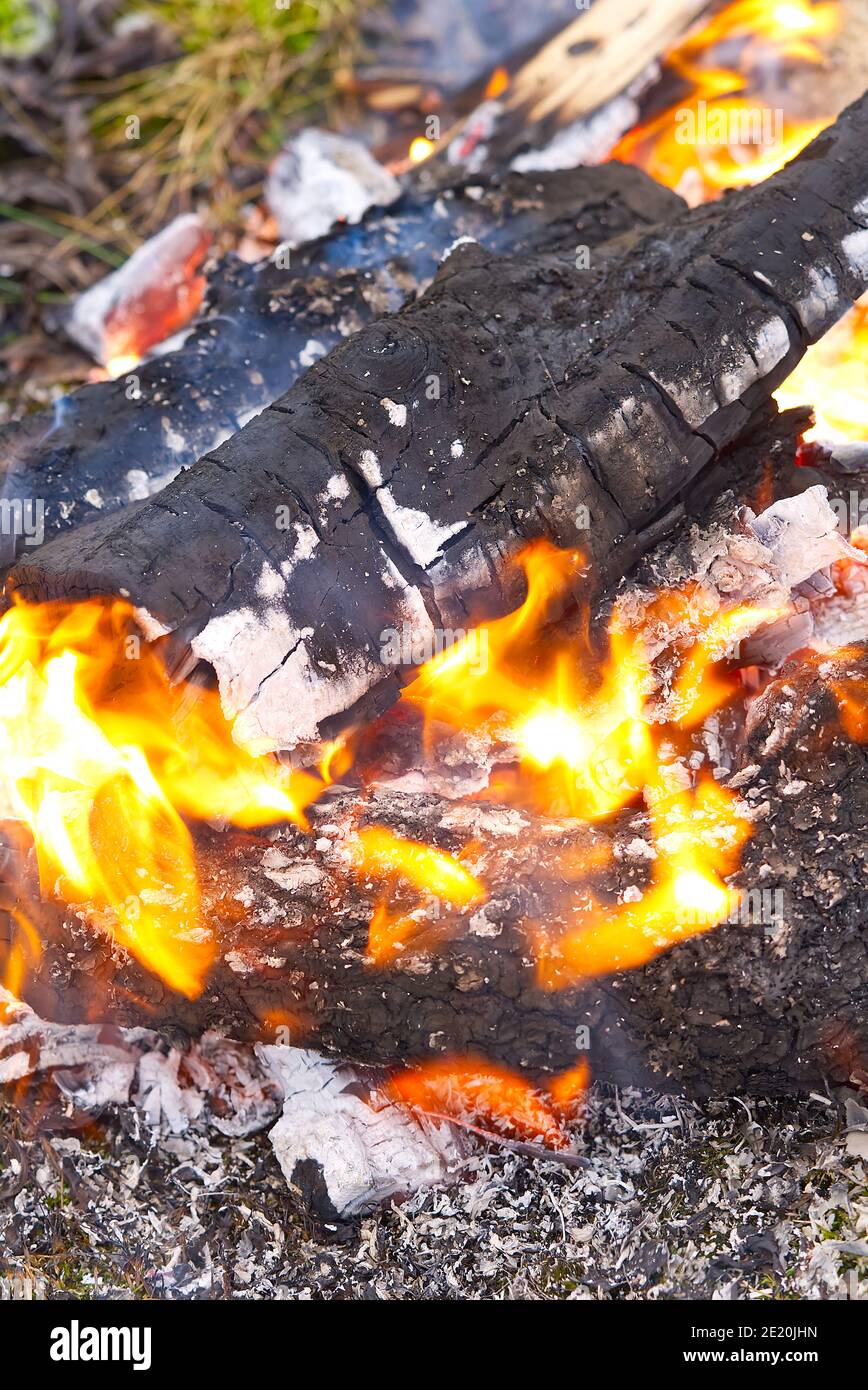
(0, 165, 680, 559)
(7, 648, 867, 1099)
(10, 98, 868, 756)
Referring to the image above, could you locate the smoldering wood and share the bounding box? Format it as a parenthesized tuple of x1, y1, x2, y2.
(426, 0, 712, 176)
(6, 646, 866, 1098)
(11, 96, 868, 756)
(0, 165, 681, 560)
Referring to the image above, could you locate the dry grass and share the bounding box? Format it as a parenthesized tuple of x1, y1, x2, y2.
(84, 0, 361, 249)
(0, 0, 364, 301)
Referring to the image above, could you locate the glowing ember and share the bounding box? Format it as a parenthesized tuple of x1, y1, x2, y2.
(104, 220, 210, 376)
(774, 293, 868, 443)
(830, 654, 868, 741)
(611, 0, 839, 205)
(0, 599, 324, 997)
(390, 1057, 581, 1148)
(408, 136, 436, 163)
(68, 215, 213, 379)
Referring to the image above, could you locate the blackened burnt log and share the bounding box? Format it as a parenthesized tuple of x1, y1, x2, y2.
(9, 648, 867, 1098)
(0, 165, 681, 558)
(10, 97, 868, 754)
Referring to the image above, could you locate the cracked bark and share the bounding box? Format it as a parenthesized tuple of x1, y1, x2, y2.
(0, 165, 680, 559)
(9, 96, 868, 754)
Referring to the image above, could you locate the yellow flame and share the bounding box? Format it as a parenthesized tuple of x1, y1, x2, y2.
(350, 826, 486, 963)
(545, 775, 749, 983)
(104, 353, 141, 380)
(774, 294, 868, 443)
(408, 137, 435, 163)
(0, 598, 325, 997)
(402, 542, 762, 982)
(612, 0, 840, 204)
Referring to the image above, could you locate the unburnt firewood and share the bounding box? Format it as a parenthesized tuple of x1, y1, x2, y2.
(10, 97, 868, 756)
(8, 647, 867, 1098)
(0, 165, 680, 560)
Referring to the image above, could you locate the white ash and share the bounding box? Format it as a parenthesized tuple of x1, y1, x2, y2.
(380, 398, 407, 428)
(259, 1046, 465, 1217)
(125, 465, 183, 502)
(747, 485, 861, 589)
(510, 60, 660, 175)
(810, 583, 868, 650)
(440, 235, 479, 263)
(299, 338, 327, 369)
(842, 227, 868, 279)
(132, 605, 172, 641)
(0, 994, 464, 1219)
(357, 448, 469, 567)
(265, 130, 400, 246)
(0, 993, 280, 1139)
(2, 1077, 863, 1300)
(614, 486, 865, 719)
(651, 317, 791, 430)
(796, 263, 844, 336)
(511, 91, 642, 173)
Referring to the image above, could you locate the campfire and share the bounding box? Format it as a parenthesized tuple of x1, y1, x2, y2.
(1, 0, 867, 1237)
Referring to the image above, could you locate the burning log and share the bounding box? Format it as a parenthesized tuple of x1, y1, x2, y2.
(10, 97, 868, 756)
(0, 164, 681, 559)
(434, 0, 713, 174)
(9, 643, 867, 1099)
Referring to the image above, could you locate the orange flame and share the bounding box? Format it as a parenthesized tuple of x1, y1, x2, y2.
(351, 826, 486, 961)
(0, 598, 325, 998)
(401, 542, 761, 982)
(611, 0, 839, 205)
(542, 774, 750, 985)
(774, 293, 868, 444)
(830, 659, 868, 741)
(546, 1058, 591, 1109)
(484, 66, 509, 100)
(405, 542, 766, 821)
